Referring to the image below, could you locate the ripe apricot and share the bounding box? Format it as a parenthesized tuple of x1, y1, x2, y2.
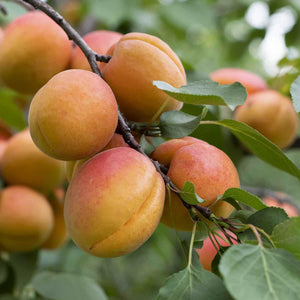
(210, 68, 267, 95)
(65, 133, 129, 181)
(0, 186, 54, 252)
(234, 90, 298, 149)
(196, 231, 237, 271)
(1, 129, 65, 192)
(263, 196, 299, 217)
(151, 138, 239, 231)
(0, 11, 72, 94)
(103, 32, 186, 122)
(71, 30, 122, 71)
(29, 69, 118, 161)
(64, 147, 165, 257)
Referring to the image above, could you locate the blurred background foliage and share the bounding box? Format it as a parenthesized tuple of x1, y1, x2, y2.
(0, 0, 300, 299)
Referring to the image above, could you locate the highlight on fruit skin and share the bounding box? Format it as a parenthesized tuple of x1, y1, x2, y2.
(0, 185, 54, 252)
(210, 68, 267, 95)
(64, 147, 165, 257)
(103, 32, 186, 123)
(234, 89, 299, 149)
(151, 137, 240, 231)
(0, 11, 72, 95)
(29, 69, 118, 161)
(1, 129, 65, 193)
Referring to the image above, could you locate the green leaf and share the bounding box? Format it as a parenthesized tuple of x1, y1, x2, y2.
(139, 134, 155, 155)
(247, 207, 289, 235)
(153, 80, 247, 110)
(290, 75, 300, 113)
(156, 260, 232, 300)
(0, 89, 26, 130)
(0, 260, 7, 284)
(220, 244, 300, 300)
(271, 217, 300, 260)
(221, 188, 267, 210)
(180, 181, 205, 205)
(205, 120, 300, 181)
(159, 110, 203, 139)
(32, 271, 107, 300)
(9, 251, 38, 292)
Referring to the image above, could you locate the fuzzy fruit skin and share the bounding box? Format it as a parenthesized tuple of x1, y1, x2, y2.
(1, 129, 65, 192)
(64, 147, 165, 257)
(0, 186, 54, 252)
(103, 32, 186, 122)
(64, 133, 129, 181)
(0, 11, 72, 95)
(234, 90, 298, 149)
(71, 30, 122, 71)
(210, 68, 267, 95)
(29, 69, 118, 161)
(196, 231, 237, 271)
(42, 189, 68, 249)
(151, 138, 239, 231)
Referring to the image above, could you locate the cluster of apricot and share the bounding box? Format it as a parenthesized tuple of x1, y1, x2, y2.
(0, 10, 298, 269)
(0, 127, 67, 252)
(0, 11, 240, 259)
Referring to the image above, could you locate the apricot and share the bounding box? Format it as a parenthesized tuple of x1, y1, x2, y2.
(29, 69, 118, 161)
(1, 129, 65, 192)
(0, 186, 54, 252)
(103, 32, 186, 122)
(234, 90, 298, 149)
(42, 189, 68, 249)
(210, 68, 267, 95)
(65, 133, 129, 181)
(263, 196, 299, 217)
(71, 30, 122, 71)
(64, 147, 165, 257)
(151, 138, 240, 231)
(0, 11, 72, 95)
(196, 231, 237, 271)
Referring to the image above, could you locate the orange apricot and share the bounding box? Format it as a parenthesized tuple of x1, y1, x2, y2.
(210, 68, 267, 95)
(263, 196, 299, 217)
(1, 129, 65, 192)
(196, 231, 237, 271)
(29, 69, 118, 161)
(103, 32, 186, 122)
(234, 90, 298, 149)
(71, 30, 122, 71)
(64, 133, 129, 181)
(64, 147, 165, 257)
(0, 186, 54, 252)
(0, 11, 72, 94)
(151, 138, 239, 231)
